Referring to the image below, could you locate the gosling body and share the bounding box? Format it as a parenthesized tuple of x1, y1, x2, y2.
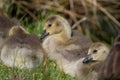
(1, 26, 45, 68)
(0, 10, 19, 50)
(98, 35, 120, 80)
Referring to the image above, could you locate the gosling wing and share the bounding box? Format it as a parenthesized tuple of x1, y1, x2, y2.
(56, 30, 92, 62)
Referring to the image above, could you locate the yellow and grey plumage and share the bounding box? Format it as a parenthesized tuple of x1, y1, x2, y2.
(41, 15, 92, 77)
(0, 9, 19, 50)
(1, 26, 46, 68)
(76, 42, 109, 80)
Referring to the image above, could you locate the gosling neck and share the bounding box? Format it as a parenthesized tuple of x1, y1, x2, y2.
(57, 28, 72, 43)
(58, 18, 72, 42)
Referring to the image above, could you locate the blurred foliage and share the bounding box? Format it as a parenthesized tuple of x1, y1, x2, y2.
(2, 0, 120, 44)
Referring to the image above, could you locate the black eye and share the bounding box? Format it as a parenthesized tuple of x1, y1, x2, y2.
(93, 49, 97, 53)
(48, 24, 52, 27)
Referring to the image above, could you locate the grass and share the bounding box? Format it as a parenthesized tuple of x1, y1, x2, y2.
(0, 60, 76, 80)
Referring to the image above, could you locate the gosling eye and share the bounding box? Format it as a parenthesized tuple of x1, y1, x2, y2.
(48, 23, 52, 27)
(93, 49, 98, 54)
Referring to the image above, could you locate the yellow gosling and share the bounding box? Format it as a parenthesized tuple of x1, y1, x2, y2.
(41, 15, 92, 77)
(76, 42, 110, 80)
(1, 26, 46, 68)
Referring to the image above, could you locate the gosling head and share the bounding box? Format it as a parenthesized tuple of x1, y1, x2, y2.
(40, 15, 72, 40)
(8, 25, 28, 36)
(83, 42, 109, 63)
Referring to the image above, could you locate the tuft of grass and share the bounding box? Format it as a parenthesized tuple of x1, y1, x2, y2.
(0, 60, 76, 80)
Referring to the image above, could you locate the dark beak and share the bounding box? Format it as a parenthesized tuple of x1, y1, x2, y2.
(82, 55, 93, 64)
(40, 30, 49, 39)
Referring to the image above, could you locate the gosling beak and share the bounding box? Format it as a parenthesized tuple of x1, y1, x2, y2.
(40, 30, 49, 39)
(82, 55, 93, 64)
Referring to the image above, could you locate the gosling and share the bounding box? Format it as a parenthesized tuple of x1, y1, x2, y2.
(0, 9, 19, 50)
(41, 15, 92, 77)
(76, 42, 110, 80)
(98, 35, 120, 80)
(1, 26, 46, 69)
